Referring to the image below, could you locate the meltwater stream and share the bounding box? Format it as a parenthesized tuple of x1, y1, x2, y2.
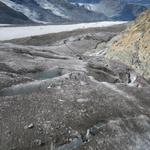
(33, 68, 63, 80)
(0, 68, 63, 97)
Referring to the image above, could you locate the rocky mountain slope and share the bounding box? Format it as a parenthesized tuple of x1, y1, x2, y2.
(106, 9, 150, 79)
(0, 1, 32, 24)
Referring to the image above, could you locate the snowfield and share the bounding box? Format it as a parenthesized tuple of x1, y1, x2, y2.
(0, 21, 126, 41)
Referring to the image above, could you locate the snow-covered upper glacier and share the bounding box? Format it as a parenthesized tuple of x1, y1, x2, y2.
(0, 21, 126, 41)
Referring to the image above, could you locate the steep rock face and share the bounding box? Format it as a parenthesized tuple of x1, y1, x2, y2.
(106, 10, 150, 79)
(0, 1, 32, 24)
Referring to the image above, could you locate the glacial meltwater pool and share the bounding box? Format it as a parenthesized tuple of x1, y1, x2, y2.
(0, 68, 63, 97)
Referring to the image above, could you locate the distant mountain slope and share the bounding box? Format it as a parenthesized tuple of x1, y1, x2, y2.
(69, 0, 100, 3)
(0, 0, 108, 24)
(125, 0, 150, 7)
(106, 9, 150, 78)
(70, 0, 150, 6)
(0, 1, 32, 24)
(0, 0, 148, 24)
(70, 0, 147, 20)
